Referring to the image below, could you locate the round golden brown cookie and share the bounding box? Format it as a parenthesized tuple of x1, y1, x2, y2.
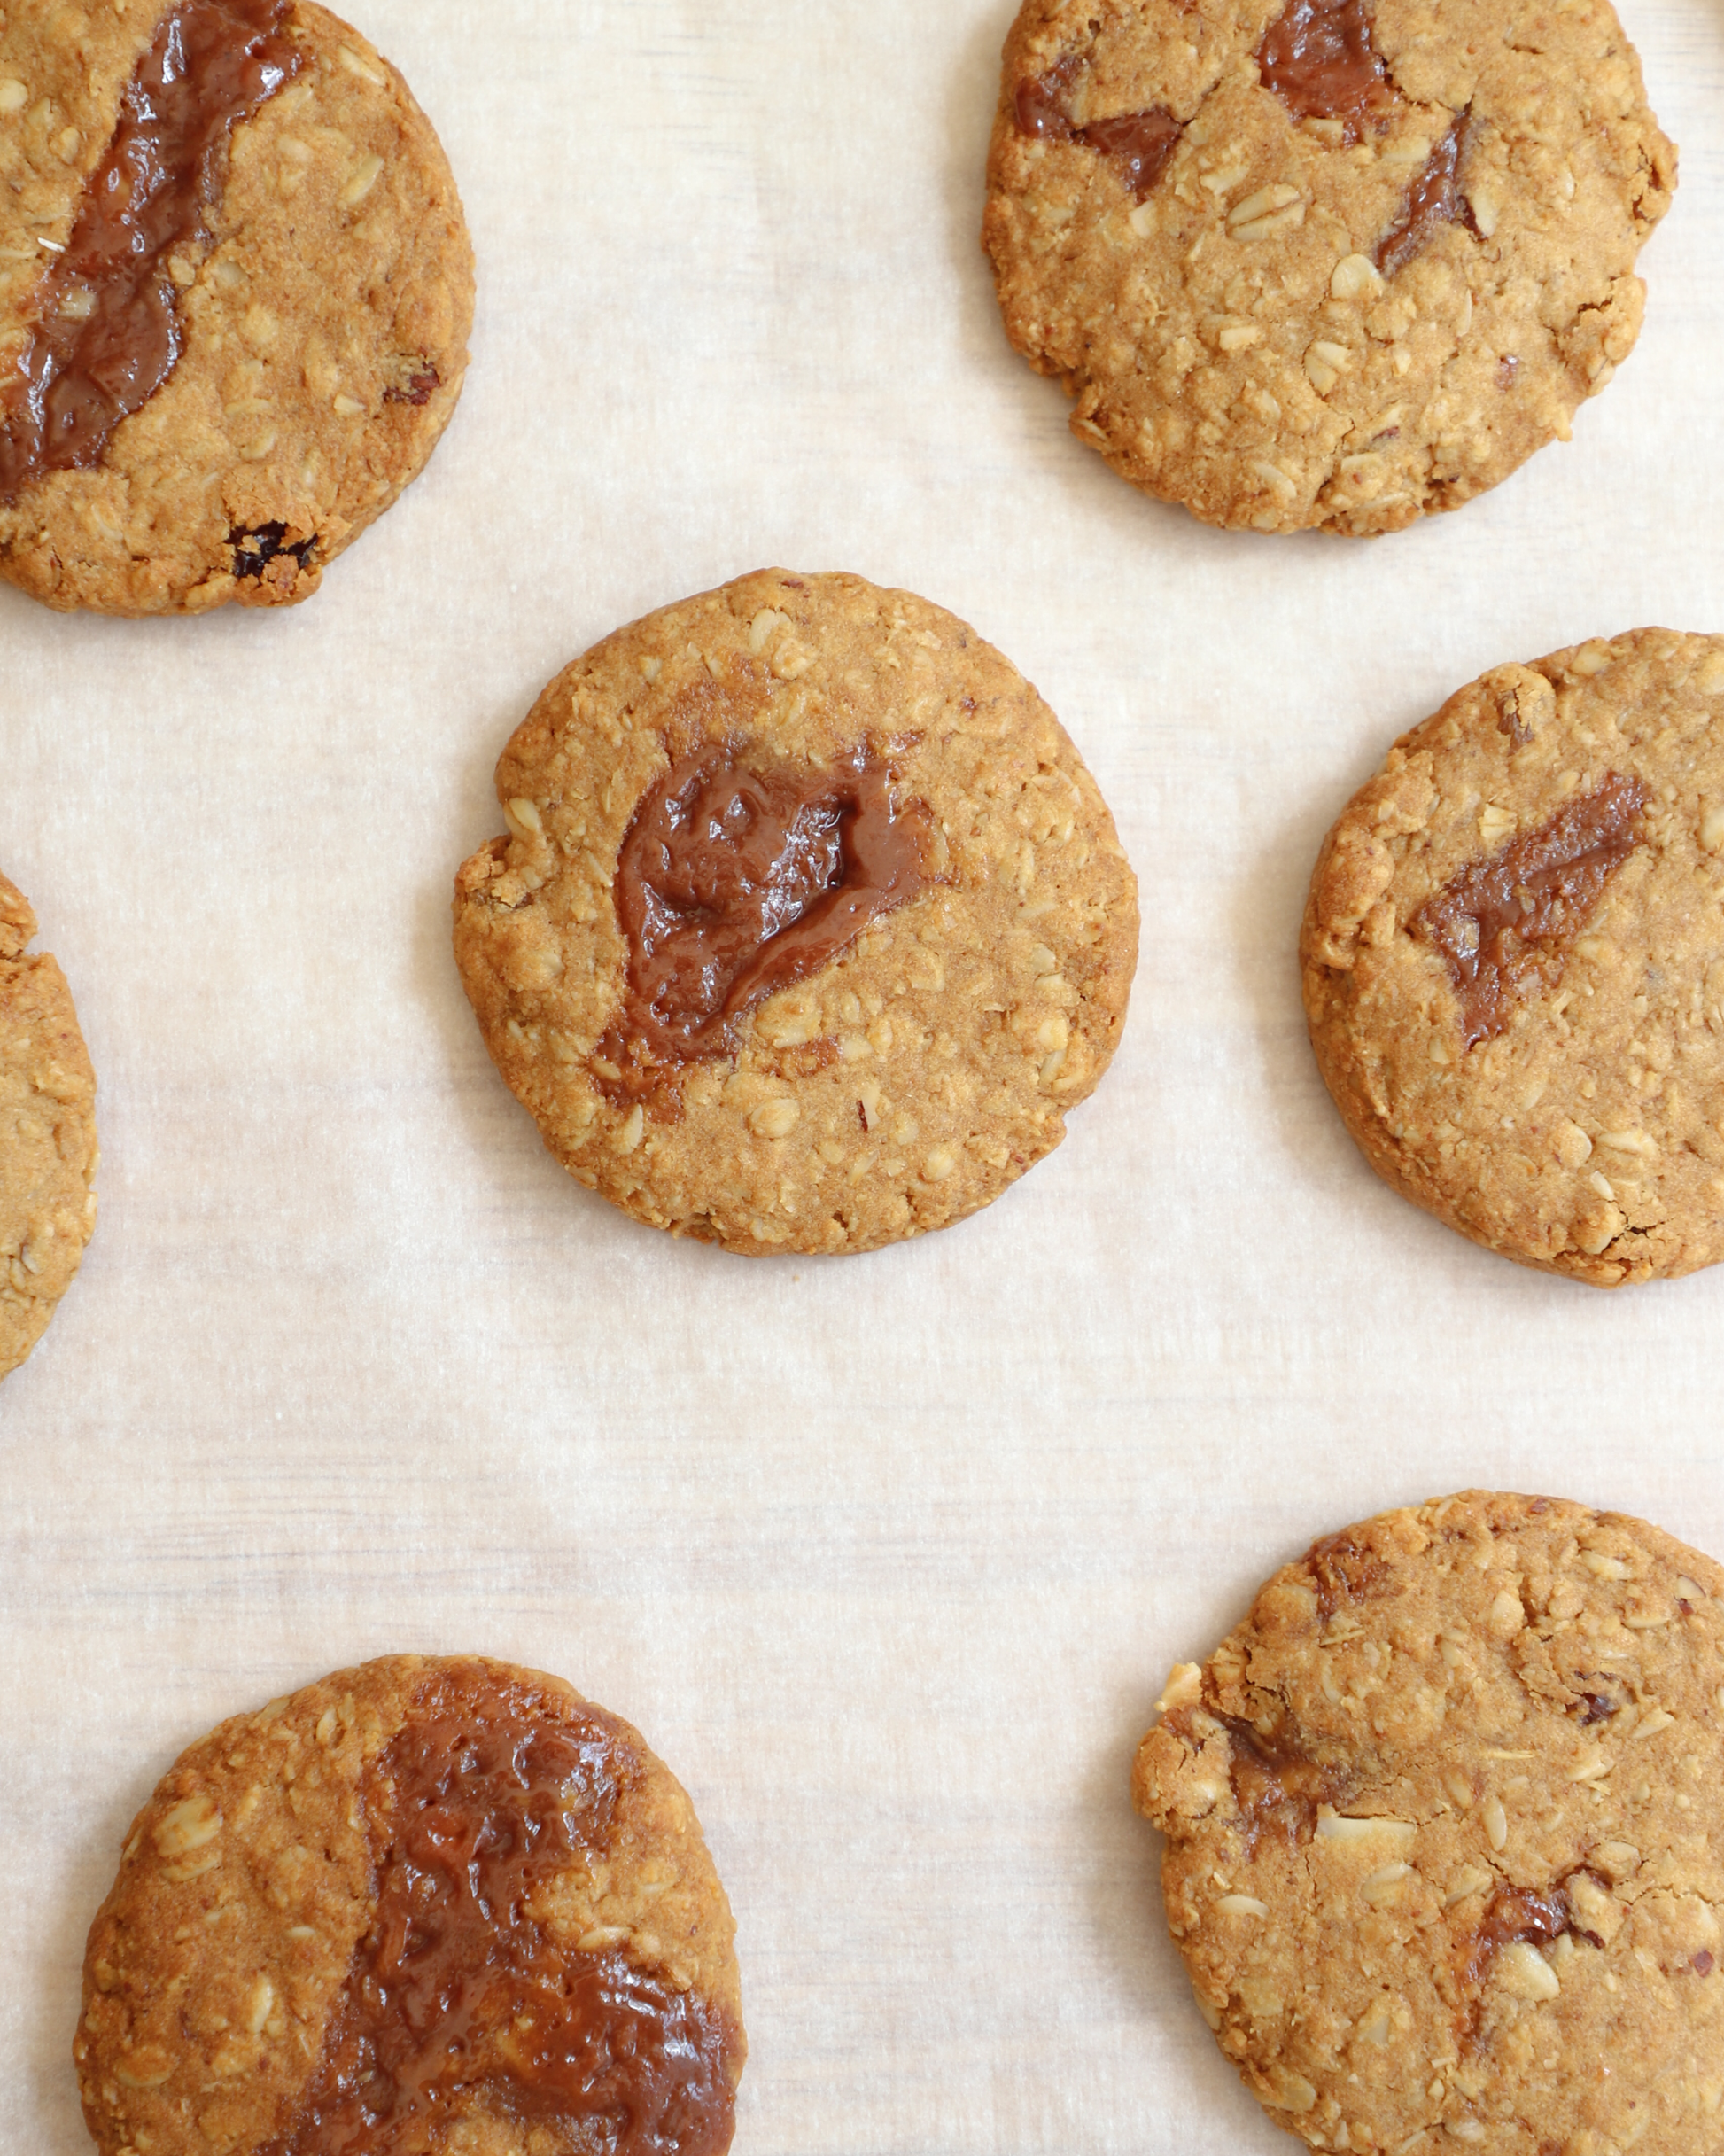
(1134, 1491, 1724, 2155)
(76, 1654, 746, 2156)
(1302, 629, 1724, 1285)
(0, 0, 472, 615)
(453, 569, 1139, 1256)
(0, 868, 96, 1379)
(982, 0, 1675, 533)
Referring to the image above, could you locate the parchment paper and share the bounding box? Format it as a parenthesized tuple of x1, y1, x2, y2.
(4, 2, 1723, 2149)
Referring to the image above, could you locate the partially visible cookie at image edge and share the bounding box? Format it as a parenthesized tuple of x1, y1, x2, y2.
(1135, 1491, 1724, 2153)
(76, 1654, 745, 2156)
(983, 0, 1675, 533)
(0, 868, 96, 1379)
(0, 0, 473, 615)
(1303, 630, 1724, 1285)
(454, 569, 1139, 1257)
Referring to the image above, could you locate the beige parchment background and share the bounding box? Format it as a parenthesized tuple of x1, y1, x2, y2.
(3, 1, 1722, 2149)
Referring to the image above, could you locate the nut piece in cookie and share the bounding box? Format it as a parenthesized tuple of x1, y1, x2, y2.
(0, 868, 97, 1378)
(453, 569, 1140, 1256)
(0, 0, 473, 615)
(983, 0, 1675, 533)
(1135, 1491, 1724, 2152)
(1301, 629, 1724, 1284)
(76, 1654, 745, 2156)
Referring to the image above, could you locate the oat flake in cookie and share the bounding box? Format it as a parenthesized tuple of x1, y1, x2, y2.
(76, 1654, 745, 2156)
(453, 570, 1139, 1256)
(1302, 630, 1724, 1285)
(1134, 1491, 1724, 2154)
(0, 868, 96, 1378)
(983, 0, 1675, 533)
(0, 0, 472, 614)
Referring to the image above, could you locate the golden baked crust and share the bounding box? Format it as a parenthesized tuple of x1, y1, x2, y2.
(1135, 1491, 1724, 2154)
(0, 867, 96, 1378)
(0, 0, 473, 614)
(454, 569, 1140, 1256)
(1301, 630, 1724, 1284)
(75, 1654, 744, 2156)
(983, 0, 1675, 533)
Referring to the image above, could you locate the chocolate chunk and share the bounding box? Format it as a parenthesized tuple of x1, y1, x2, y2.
(261, 1662, 736, 2156)
(1377, 113, 1481, 276)
(229, 521, 315, 580)
(0, 0, 300, 504)
(386, 365, 442, 408)
(1076, 110, 1184, 200)
(597, 745, 936, 1097)
(1014, 59, 1183, 200)
(1015, 56, 1083, 138)
(1219, 1714, 1350, 1854)
(1256, 0, 1395, 140)
(1306, 1530, 1388, 1622)
(1461, 1883, 1572, 1993)
(1411, 772, 1648, 1049)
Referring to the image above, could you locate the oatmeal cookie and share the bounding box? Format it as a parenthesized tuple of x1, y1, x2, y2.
(1134, 1491, 1724, 2154)
(76, 1654, 745, 2156)
(453, 569, 1139, 1256)
(983, 0, 1675, 533)
(0, 0, 472, 615)
(0, 868, 96, 1379)
(1302, 630, 1724, 1284)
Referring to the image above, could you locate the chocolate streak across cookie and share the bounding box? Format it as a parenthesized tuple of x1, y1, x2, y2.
(0, 0, 299, 503)
(265, 1663, 735, 2156)
(597, 745, 936, 1093)
(1413, 773, 1648, 1048)
(1015, 56, 1183, 201)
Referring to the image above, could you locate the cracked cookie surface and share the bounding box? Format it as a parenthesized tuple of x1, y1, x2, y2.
(1134, 1491, 1724, 2154)
(0, 869, 96, 1379)
(453, 569, 1139, 1256)
(1302, 629, 1724, 1285)
(983, 0, 1674, 533)
(0, 0, 472, 615)
(76, 1654, 745, 2156)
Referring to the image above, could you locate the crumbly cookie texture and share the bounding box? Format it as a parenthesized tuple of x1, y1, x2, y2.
(454, 569, 1139, 1256)
(1302, 629, 1724, 1285)
(0, 868, 96, 1378)
(0, 0, 472, 614)
(983, 0, 1675, 533)
(1135, 1491, 1724, 2155)
(76, 1654, 744, 2156)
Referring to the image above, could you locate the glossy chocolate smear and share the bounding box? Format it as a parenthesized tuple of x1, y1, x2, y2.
(1014, 59, 1183, 201)
(1377, 113, 1480, 276)
(267, 1664, 735, 2155)
(1256, 0, 1395, 139)
(1413, 773, 1648, 1049)
(601, 746, 935, 1082)
(0, 0, 299, 504)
